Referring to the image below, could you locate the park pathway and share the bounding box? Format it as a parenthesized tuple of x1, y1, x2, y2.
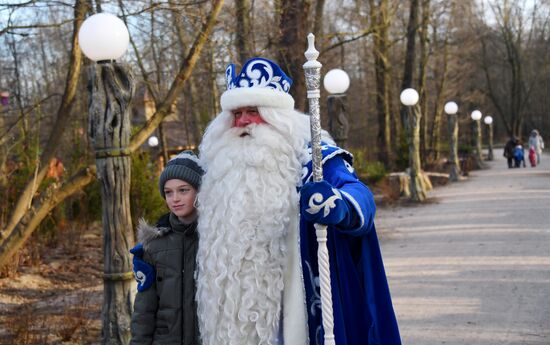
(377, 149, 550, 345)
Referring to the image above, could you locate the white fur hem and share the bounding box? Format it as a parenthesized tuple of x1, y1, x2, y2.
(283, 216, 309, 345)
(220, 87, 295, 111)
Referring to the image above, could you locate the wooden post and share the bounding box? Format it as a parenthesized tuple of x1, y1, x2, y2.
(448, 113, 462, 181)
(87, 62, 136, 345)
(472, 119, 485, 169)
(327, 94, 349, 149)
(408, 104, 427, 201)
(487, 123, 494, 161)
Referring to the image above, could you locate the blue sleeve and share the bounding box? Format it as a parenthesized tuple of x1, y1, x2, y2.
(322, 154, 376, 236)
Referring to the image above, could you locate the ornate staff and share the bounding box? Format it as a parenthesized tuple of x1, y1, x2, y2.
(303, 33, 336, 345)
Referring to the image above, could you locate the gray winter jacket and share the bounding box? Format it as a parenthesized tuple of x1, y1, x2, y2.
(130, 213, 199, 345)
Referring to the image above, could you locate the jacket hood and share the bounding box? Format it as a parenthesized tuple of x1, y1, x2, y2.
(137, 218, 171, 251)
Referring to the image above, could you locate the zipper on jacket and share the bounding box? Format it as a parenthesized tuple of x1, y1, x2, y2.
(182, 235, 185, 344)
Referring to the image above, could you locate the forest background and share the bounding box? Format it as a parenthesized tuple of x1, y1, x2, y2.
(0, 0, 548, 343)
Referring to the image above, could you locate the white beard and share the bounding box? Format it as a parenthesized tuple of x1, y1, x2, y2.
(196, 110, 309, 345)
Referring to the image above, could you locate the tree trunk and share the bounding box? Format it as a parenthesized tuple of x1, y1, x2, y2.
(277, 0, 310, 112)
(88, 63, 135, 345)
(0, 114, 6, 191)
(158, 122, 170, 163)
(185, 77, 202, 147)
(400, 0, 425, 201)
(400, 0, 419, 133)
(370, 0, 392, 166)
(313, 0, 326, 38)
(235, 0, 252, 64)
(418, 0, 430, 162)
(430, 22, 450, 161)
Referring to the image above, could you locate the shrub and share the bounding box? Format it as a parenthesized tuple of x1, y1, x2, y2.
(394, 132, 409, 171)
(130, 151, 167, 226)
(348, 148, 388, 185)
(458, 143, 473, 155)
(365, 161, 387, 184)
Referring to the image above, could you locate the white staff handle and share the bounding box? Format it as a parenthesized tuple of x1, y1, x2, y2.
(303, 33, 336, 345)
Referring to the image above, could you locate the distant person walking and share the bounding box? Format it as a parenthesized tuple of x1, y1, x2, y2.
(513, 139, 526, 168)
(504, 136, 516, 169)
(528, 129, 544, 165)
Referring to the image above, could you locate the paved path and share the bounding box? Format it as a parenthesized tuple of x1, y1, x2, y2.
(377, 149, 550, 345)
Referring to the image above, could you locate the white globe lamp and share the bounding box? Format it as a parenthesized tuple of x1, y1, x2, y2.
(400, 88, 419, 106)
(323, 69, 350, 94)
(444, 101, 458, 115)
(484, 116, 493, 125)
(147, 136, 159, 147)
(471, 110, 482, 121)
(79, 13, 130, 61)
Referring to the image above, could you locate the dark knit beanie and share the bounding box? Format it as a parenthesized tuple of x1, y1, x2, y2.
(159, 151, 204, 198)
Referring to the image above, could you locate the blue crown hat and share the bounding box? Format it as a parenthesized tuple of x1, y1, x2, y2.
(220, 57, 295, 111)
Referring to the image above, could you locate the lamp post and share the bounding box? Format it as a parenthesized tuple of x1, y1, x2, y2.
(400, 88, 427, 202)
(470, 109, 484, 169)
(444, 101, 461, 181)
(323, 68, 350, 148)
(79, 13, 135, 345)
(484, 116, 494, 161)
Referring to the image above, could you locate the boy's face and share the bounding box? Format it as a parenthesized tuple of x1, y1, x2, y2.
(163, 179, 197, 222)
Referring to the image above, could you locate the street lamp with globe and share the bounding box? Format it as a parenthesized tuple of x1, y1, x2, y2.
(400, 88, 426, 201)
(444, 101, 462, 181)
(79, 12, 135, 344)
(484, 116, 494, 161)
(323, 68, 350, 148)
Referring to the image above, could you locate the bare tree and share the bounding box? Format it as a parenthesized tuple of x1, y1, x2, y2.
(313, 0, 326, 38)
(235, 0, 253, 63)
(276, 0, 311, 112)
(429, 1, 454, 161)
(369, 0, 393, 166)
(418, 0, 430, 162)
(400, 0, 420, 131)
(478, 0, 547, 137)
(0, 0, 88, 264)
(0, 0, 225, 269)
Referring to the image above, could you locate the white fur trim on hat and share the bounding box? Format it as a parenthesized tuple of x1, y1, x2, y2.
(220, 87, 295, 111)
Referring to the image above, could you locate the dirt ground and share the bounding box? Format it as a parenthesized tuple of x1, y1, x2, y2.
(0, 223, 103, 345)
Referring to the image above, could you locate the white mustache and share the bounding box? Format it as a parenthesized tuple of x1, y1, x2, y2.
(234, 124, 258, 137)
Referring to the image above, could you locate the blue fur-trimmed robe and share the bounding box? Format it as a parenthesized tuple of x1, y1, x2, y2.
(299, 144, 402, 345)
